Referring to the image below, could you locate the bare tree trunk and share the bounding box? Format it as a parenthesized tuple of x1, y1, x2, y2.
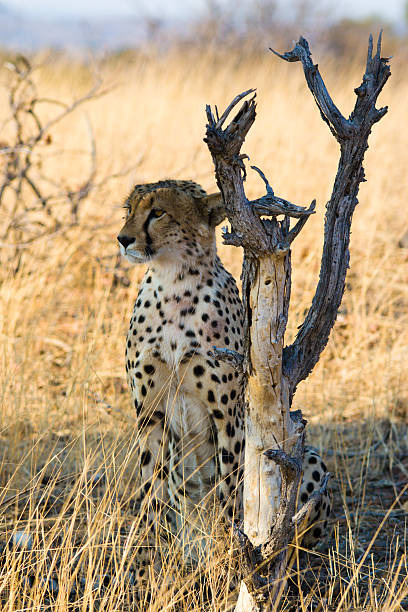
(205, 34, 390, 610)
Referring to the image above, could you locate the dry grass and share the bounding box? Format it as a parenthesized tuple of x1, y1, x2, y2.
(0, 42, 408, 610)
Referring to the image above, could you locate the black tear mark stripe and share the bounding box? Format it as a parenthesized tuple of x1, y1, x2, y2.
(143, 209, 158, 258)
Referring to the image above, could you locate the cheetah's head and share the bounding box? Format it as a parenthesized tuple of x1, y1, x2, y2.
(117, 180, 225, 264)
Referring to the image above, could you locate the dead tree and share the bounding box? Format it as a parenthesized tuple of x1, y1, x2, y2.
(0, 56, 133, 274)
(204, 34, 390, 610)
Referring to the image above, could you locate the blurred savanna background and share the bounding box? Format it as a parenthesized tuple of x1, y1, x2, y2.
(0, 0, 408, 609)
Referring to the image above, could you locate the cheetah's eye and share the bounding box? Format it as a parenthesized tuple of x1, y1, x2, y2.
(152, 209, 165, 218)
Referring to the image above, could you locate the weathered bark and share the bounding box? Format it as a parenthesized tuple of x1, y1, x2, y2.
(275, 35, 391, 400)
(204, 34, 390, 611)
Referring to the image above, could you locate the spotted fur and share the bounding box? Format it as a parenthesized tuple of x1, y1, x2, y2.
(117, 179, 330, 574)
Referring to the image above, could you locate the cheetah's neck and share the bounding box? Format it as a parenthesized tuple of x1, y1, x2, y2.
(147, 241, 223, 292)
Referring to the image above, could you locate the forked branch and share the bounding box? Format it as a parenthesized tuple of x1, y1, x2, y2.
(281, 33, 391, 398)
(205, 94, 313, 257)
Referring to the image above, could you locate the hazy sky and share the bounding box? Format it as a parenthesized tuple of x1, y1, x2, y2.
(4, 0, 406, 23)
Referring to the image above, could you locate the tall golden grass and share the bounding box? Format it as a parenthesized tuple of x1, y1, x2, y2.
(0, 42, 408, 609)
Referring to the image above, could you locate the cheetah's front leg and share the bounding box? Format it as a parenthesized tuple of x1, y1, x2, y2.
(179, 356, 245, 524)
(127, 353, 173, 580)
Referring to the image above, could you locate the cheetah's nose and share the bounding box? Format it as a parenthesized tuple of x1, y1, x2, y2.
(117, 235, 134, 249)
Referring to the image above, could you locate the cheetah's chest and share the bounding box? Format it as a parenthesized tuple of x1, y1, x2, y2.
(128, 275, 242, 370)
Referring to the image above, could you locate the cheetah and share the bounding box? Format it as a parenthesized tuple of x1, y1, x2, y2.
(117, 179, 330, 570)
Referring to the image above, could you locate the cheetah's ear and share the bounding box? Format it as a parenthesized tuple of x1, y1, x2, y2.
(202, 192, 226, 227)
